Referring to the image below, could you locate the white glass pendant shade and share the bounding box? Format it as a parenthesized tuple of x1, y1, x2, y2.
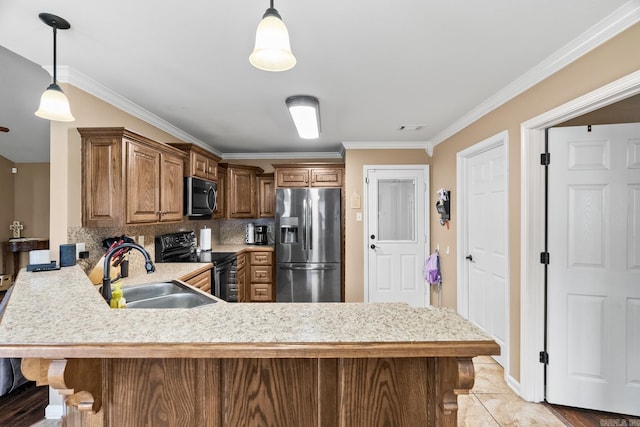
(35, 83, 75, 122)
(249, 12, 296, 72)
(35, 13, 75, 122)
(286, 96, 320, 139)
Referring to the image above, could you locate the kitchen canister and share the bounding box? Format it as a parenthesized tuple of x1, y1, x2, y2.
(200, 226, 212, 251)
(59, 244, 77, 267)
(246, 223, 255, 244)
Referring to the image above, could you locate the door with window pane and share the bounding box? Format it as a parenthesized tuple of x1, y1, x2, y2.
(366, 167, 428, 307)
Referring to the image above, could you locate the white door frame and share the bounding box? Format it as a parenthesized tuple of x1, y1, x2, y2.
(363, 164, 430, 304)
(457, 130, 510, 382)
(520, 69, 640, 402)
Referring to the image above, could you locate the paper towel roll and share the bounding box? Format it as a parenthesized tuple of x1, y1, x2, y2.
(200, 227, 212, 250)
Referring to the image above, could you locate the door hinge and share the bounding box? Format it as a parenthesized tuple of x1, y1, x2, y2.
(365, 177, 369, 184)
(540, 252, 550, 264)
(540, 153, 551, 166)
(539, 351, 549, 365)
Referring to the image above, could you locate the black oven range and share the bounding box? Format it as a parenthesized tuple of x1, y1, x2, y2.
(154, 231, 238, 302)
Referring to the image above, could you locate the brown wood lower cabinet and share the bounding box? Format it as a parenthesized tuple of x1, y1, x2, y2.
(180, 268, 212, 293)
(57, 356, 472, 427)
(242, 251, 274, 302)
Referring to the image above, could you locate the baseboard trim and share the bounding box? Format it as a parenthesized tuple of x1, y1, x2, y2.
(506, 373, 522, 397)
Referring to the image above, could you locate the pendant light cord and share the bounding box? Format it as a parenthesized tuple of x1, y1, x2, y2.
(52, 24, 57, 84)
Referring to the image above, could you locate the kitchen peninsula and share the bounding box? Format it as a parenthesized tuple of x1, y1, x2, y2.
(0, 266, 498, 427)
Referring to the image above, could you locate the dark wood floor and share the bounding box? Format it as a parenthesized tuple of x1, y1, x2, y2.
(0, 382, 48, 427)
(547, 403, 640, 427)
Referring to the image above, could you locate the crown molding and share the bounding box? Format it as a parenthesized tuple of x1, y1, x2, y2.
(221, 151, 344, 160)
(426, 142, 434, 157)
(47, 66, 345, 160)
(45, 65, 223, 158)
(341, 141, 430, 150)
(429, 0, 640, 149)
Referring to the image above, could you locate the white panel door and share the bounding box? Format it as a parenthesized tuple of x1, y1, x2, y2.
(547, 123, 640, 416)
(365, 167, 429, 307)
(463, 143, 508, 367)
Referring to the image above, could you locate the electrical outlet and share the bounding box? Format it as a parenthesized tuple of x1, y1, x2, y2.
(138, 235, 145, 246)
(75, 242, 86, 258)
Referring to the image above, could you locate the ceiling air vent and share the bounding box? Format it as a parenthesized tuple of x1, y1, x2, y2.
(398, 125, 424, 131)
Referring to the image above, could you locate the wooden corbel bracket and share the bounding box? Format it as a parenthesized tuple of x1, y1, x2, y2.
(439, 357, 475, 416)
(22, 358, 103, 413)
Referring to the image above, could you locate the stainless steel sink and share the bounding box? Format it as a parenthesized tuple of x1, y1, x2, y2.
(126, 292, 216, 309)
(122, 281, 184, 302)
(119, 280, 217, 309)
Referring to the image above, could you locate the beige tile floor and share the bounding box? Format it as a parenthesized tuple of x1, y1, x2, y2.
(459, 356, 565, 426)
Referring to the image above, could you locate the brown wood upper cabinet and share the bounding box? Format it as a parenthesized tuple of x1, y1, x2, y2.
(220, 164, 263, 219)
(274, 164, 345, 188)
(169, 143, 221, 181)
(257, 173, 275, 218)
(214, 164, 227, 219)
(79, 128, 186, 227)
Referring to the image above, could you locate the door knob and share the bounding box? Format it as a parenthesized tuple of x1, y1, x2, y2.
(465, 254, 474, 262)
(370, 244, 376, 249)
(370, 234, 375, 239)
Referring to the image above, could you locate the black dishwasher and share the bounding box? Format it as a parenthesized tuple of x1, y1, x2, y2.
(212, 253, 237, 302)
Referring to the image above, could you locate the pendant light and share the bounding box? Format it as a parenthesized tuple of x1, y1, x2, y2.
(249, 0, 296, 72)
(286, 96, 320, 139)
(35, 13, 75, 122)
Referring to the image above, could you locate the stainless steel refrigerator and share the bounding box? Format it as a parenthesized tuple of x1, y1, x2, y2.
(275, 188, 342, 302)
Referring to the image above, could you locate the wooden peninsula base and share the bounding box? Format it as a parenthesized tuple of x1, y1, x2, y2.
(23, 355, 479, 427)
(1, 267, 499, 427)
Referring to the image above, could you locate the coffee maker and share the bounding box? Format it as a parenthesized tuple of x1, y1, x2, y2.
(254, 225, 268, 245)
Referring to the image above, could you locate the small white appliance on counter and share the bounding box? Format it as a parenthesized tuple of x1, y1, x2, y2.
(245, 223, 255, 244)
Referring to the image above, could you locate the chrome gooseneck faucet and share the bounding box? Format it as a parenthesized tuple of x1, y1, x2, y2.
(102, 242, 155, 303)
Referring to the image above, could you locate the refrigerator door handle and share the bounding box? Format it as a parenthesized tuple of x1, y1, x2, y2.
(302, 198, 308, 254)
(308, 196, 313, 251)
(278, 265, 338, 271)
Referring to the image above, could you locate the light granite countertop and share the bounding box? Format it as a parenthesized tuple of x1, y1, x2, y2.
(211, 244, 274, 253)
(0, 265, 498, 359)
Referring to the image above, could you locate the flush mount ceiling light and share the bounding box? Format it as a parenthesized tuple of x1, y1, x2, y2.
(34, 12, 75, 122)
(286, 95, 320, 139)
(249, 0, 296, 72)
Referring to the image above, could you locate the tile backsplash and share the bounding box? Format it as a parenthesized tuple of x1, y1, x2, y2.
(68, 218, 274, 274)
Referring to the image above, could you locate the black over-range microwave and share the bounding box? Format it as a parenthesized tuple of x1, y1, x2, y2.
(184, 176, 217, 216)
